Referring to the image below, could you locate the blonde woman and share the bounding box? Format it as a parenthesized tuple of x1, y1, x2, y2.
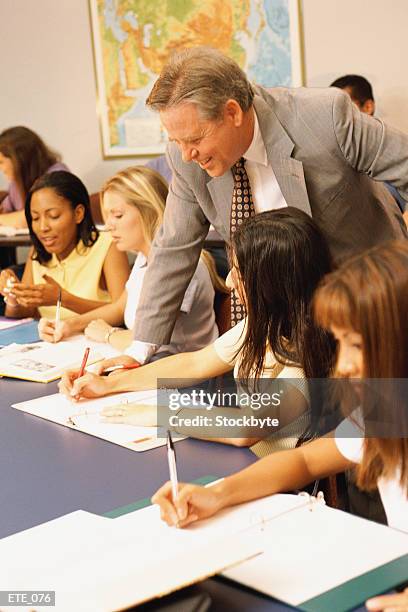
(39, 166, 221, 355)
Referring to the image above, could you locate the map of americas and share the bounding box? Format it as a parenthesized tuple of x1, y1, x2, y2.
(94, 0, 293, 154)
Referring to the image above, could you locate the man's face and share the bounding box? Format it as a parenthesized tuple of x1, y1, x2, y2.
(160, 101, 250, 177)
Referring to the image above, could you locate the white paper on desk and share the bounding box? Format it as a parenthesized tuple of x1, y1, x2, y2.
(0, 226, 29, 236)
(1, 503, 263, 612)
(12, 389, 184, 452)
(0, 317, 33, 331)
(223, 501, 408, 607)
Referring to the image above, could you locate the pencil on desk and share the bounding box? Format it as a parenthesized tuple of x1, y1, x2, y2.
(55, 289, 62, 327)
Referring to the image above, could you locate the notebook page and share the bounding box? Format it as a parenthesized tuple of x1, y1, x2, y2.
(1, 500, 269, 611)
(223, 501, 408, 607)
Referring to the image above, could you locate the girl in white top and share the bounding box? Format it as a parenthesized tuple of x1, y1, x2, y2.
(39, 166, 219, 354)
(59, 208, 335, 453)
(151, 240, 408, 612)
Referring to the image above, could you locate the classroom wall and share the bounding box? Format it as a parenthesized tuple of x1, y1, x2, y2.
(301, 0, 408, 132)
(0, 0, 407, 193)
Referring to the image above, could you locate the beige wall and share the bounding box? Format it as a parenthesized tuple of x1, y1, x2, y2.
(302, 0, 408, 131)
(0, 0, 407, 193)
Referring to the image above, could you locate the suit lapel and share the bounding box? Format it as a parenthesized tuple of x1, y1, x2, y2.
(255, 96, 312, 217)
(205, 93, 312, 237)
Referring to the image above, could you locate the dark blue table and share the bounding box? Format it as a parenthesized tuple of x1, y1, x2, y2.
(0, 322, 369, 611)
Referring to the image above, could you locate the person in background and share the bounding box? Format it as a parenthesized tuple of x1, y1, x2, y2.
(145, 155, 172, 184)
(59, 208, 335, 456)
(152, 239, 408, 612)
(0, 126, 68, 229)
(0, 171, 129, 319)
(38, 166, 221, 355)
(330, 74, 407, 215)
(330, 74, 375, 115)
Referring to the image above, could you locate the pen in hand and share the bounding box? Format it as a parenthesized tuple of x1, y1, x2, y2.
(54, 289, 62, 341)
(55, 288, 62, 326)
(78, 347, 90, 379)
(167, 430, 179, 505)
(69, 347, 90, 400)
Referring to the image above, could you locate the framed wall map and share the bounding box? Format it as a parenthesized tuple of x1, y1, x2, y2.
(89, 0, 304, 158)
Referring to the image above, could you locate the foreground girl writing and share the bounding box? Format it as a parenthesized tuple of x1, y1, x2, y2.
(152, 240, 408, 611)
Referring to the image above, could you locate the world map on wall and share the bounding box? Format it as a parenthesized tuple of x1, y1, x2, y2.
(90, 0, 300, 156)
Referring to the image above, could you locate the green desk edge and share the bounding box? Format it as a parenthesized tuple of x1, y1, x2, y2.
(104, 480, 408, 612)
(103, 475, 218, 518)
(300, 553, 408, 612)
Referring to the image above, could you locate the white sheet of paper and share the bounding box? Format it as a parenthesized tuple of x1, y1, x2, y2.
(0, 226, 29, 236)
(0, 317, 33, 331)
(1, 501, 265, 611)
(12, 389, 183, 451)
(223, 501, 408, 607)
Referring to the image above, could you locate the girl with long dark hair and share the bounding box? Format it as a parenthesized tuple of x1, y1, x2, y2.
(152, 239, 408, 611)
(60, 207, 335, 455)
(0, 126, 68, 228)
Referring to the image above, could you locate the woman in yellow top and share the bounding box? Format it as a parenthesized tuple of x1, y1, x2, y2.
(0, 171, 129, 319)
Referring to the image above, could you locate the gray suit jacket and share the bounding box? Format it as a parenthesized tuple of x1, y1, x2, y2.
(134, 86, 408, 344)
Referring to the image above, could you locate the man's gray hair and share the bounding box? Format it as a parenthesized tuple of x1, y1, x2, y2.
(146, 47, 254, 120)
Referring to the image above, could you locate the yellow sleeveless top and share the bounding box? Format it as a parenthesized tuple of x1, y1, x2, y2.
(31, 232, 112, 319)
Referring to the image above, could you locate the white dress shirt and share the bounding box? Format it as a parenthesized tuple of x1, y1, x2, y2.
(244, 111, 287, 212)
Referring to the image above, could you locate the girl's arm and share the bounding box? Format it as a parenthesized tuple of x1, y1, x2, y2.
(59, 344, 232, 399)
(54, 243, 130, 315)
(152, 436, 353, 527)
(103, 328, 132, 351)
(38, 291, 128, 343)
(62, 291, 127, 337)
(173, 377, 308, 447)
(101, 242, 130, 301)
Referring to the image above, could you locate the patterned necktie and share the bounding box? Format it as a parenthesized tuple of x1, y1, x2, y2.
(230, 157, 255, 326)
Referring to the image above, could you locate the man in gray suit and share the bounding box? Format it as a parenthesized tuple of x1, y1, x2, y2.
(129, 47, 407, 362)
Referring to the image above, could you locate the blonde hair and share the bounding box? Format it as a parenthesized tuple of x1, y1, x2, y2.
(101, 166, 168, 247)
(101, 164, 227, 293)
